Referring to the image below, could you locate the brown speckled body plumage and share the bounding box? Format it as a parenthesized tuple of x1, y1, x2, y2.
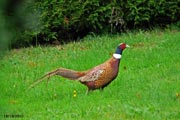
(80, 57, 120, 91)
(28, 43, 129, 93)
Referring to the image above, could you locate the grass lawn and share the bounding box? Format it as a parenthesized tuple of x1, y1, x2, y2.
(1, 27, 180, 119)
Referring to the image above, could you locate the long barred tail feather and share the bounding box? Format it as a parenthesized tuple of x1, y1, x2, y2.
(28, 68, 86, 89)
(28, 69, 60, 89)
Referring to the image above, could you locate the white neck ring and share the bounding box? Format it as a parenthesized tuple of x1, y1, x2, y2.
(113, 54, 122, 59)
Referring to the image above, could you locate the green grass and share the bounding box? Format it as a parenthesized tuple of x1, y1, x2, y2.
(1, 27, 180, 119)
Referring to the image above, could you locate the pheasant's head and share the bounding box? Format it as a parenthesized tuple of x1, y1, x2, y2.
(113, 43, 129, 59)
(119, 43, 130, 50)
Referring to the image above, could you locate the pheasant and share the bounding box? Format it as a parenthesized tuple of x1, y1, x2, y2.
(28, 43, 129, 93)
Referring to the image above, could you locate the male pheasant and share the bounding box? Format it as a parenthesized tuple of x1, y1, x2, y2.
(28, 43, 129, 93)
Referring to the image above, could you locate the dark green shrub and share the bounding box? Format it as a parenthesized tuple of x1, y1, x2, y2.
(3, 0, 180, 48)
(34, 0, 114, 42)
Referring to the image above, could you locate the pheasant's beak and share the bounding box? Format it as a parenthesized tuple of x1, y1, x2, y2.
(126, 44, 130, 48)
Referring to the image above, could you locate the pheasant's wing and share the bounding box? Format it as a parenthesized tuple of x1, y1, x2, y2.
(78, 69, 104, 82)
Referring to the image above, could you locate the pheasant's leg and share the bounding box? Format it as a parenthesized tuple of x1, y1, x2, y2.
(85, 89, 89, 95)
(99, 88, 104, 92)
(46, 76, 50, 87)
(86, 88, 91, 95)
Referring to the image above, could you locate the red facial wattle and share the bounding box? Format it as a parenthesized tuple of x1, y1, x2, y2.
(119, 43, 126, 50)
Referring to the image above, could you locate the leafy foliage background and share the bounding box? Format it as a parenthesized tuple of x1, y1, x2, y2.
(2, 0, 180, 48)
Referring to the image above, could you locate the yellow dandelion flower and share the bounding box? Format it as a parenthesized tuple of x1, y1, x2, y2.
(74, 90, 77, 94)
(176, 92, 180, 98)
(73, 90, 77, 97)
